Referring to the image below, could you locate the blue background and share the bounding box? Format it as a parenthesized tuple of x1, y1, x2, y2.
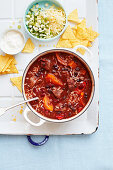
(0, 0, 112, 169)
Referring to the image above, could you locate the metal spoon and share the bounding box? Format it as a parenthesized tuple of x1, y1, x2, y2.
(0, 97, 39, 117)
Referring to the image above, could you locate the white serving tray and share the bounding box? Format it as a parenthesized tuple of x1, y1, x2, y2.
(0, 0, 99, 135)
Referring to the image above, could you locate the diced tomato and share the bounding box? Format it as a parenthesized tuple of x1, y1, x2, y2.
(81, 92, 84, 97)
(80, 69, 86, 76)
(56, 115, 64, 120)
(68, 61, 77, 69)
(43, 95, 53, 111)
(56, 53, 67, 66)
(75, 89, 85, 106)
(77, 107, 83, 113)
(46, 73, 63, 86)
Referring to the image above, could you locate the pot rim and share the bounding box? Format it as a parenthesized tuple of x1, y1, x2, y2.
(22, 48, 95, 123)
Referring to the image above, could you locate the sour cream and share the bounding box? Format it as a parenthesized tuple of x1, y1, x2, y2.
(0, 29, 25, 55)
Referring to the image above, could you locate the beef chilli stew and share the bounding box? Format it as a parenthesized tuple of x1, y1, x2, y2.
(24, 51, 92, 120)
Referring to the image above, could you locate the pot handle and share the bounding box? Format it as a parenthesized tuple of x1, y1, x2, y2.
(74, 45, 93, 56)
(74, 45, 93, 66)
(23, 107, 45, 126)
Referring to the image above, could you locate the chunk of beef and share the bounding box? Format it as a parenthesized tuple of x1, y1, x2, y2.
(67, 78, 75, 90)
(40, 58, 51, 70)
(54, 103, 66, 111)
(52, 87, 63, 98)
(56, 52, 67, 66)
(29, 76, 37, 88)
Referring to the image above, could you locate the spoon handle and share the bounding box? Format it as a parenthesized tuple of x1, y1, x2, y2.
(5, 97, 39, 111)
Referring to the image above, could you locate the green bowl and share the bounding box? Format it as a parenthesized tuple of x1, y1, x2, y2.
(24, 0, 67, 42)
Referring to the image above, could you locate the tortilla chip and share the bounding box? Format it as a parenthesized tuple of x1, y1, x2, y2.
(0, 53, 18, 74)
(87, 41, 92, 47)
(76, 25, 99, 42)
(22, 38, 35, 53)
(56, 9, 99, 54)
(0, 55, 9, 72)
(73, 29, 77, 37)
(8, 64, 18, 73)
(10, 76, 22, 93)
(78, 18, 86, 28)
(76, 26, 88, 40)
(77, 48, 86, 55)
(77, 40, 88, 55)
(6, 54, 17, 65)
(0, 54, 17, 73)
(72, 25, 77, 30)
(88, 26, 93, 30)
(62, 25, 76, 40)
(86, 27, 99, 42)
(56, 38, 72, 48)
(70, 38, 88, 55)
(2, 58, 13, 72)
(69, 38, 81, 48)
(68, 9, 80, 23)
(0, 64, 18, 75)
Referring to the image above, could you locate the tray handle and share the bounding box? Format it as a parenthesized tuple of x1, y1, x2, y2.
(27, 135, 49, 146)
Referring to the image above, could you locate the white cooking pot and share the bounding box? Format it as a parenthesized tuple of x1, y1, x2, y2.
(22, 45, 95, 126)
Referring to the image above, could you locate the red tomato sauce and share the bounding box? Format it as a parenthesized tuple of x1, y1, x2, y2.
(24, 51, 92, 120)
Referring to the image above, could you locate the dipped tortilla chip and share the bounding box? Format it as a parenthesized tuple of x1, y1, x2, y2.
(62, 25, 76, 40)
(22, 38, 35, 53)
(68, 9, 80, 23)
(10, 76, 22, 93)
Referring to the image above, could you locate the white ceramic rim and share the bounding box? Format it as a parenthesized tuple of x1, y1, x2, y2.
(23, 0, 67, 42)
(0, 29, 25, 55)
(22, 48, 95, 123)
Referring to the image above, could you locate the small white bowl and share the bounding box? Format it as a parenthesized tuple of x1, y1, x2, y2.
(0, 29, 25, 55)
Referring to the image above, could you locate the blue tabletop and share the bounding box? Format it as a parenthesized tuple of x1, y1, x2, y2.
(0, 0, 112, 169)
